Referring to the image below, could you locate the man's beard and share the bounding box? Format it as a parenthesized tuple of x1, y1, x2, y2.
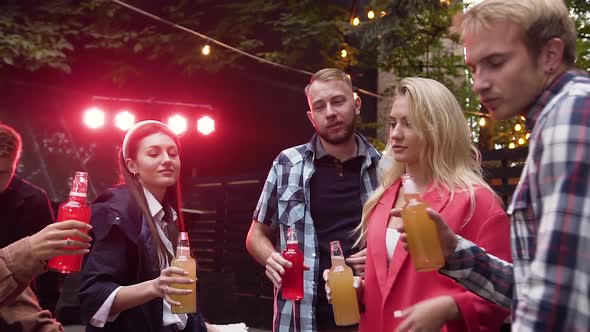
(317, 121, 355, 145)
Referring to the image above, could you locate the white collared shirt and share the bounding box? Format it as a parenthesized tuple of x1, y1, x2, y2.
(90, 187, 187, 329)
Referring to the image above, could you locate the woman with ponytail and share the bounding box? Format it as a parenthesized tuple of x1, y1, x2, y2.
(79, 121, 212, 332)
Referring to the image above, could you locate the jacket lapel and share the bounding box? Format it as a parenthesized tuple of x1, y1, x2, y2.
(382, 183, 451, 302)
(367, 182, 401, 296)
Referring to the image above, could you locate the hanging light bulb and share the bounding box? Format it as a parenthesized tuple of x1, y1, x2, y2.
(518, 138, 525, 145)
(340, 49, 348, 58)
(380, 11, 387, 17)
(352, 17, 360, 26)
(514, 123, 522, 132)
(367, 10, 375, 19)
(520, 115, 526, 121)
(509, 142, 516, 149)
(202, 44, 211, 56)
(479, 117, 486, 127)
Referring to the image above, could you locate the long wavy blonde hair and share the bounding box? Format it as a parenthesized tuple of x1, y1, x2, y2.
(354, 77, 496, 248)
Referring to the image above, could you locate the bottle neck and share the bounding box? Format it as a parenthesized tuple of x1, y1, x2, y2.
(286, 241, 298, 250)
(331, 255, 346, 267)
(67, 195, 87, 203)
(175, 245, 191, 258)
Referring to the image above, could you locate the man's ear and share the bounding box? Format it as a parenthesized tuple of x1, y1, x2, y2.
(306, 111, 316, 128)
(541, 38, 565, 74)
(354, 94, 362, 115)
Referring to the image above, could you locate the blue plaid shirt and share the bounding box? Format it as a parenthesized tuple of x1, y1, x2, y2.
(253, 133, 380, 332)
(441, 70, 590, 331)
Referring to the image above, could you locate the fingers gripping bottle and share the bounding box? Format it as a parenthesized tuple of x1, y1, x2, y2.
(400, 174, 445, 271)
(327, 240, 360, 326)
(48, 171, 91, 273)
(281, 226, 304, 300)
(170, 231, 197, 313)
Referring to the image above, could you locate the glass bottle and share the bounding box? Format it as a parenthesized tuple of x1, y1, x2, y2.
(400, 174, 445, 271)
(48, 171, 91, 273)
(327, 240, 360, 326)
(281, 226, 304, 300)
(170, 231, 197, 313)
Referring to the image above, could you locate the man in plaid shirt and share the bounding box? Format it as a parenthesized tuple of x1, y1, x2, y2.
(246, 68, 380, 332)
(393, 0, 590, 331)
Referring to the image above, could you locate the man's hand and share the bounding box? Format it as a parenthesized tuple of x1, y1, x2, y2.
(392, 208, 459, 258)
(323, 269, 363, 304)
(346, 248, 367, 277)
(29, 220, 92, 261)
(265, 252, 310, 288)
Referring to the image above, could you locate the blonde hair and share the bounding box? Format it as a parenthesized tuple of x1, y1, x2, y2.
(355, 77, 496, 248)
(304, 68, 353, 97)
(451, 0, 577, 65)
(0, 124, 22, 162)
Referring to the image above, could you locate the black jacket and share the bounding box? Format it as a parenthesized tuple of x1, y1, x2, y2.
(79, 186, 206, 332)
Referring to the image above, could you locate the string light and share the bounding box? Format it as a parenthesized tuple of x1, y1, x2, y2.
(367, 10, 375, 19)
(509, 142, 516, 149)
(380, 11, 387, 17)
(479, 117, 486, 127)
(514, 123, 522, 132)
(526, 133, 531, 139)
(201, 44, 210, 56)
(518, 138, 525, 145)
(352, 17, 360, 26)
(520, 116, 526, 121)
(340, 49, 348, 58)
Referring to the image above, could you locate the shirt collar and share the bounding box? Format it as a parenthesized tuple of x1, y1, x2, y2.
(525, 69, 583, 131)
(143, 187, 164, 223)
(313, 133, 366, 160)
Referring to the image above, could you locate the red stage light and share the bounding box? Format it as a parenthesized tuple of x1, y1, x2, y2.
(197, 115, 215, 135)
(115, 111, 135, 131)
(168, 114, 188, 135)
(84, 108, 105, 129)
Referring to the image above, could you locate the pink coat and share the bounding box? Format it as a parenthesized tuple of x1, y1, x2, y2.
(359, 180, 511, 332)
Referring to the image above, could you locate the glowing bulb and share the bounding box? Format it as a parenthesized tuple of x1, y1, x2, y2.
(352, 17, 360, 26)
(380, 11, 387, 17)
(168, 114, 188, 135)
(84, 108, 105, 129)
(520, 116, 526, 121)
(202, 44, 210, 56)
(525, 133, 531, 139)
(479, 117, 486, 127)
(509, 142, 516, 149)
(340, 49, 348, 58)
(518, 138, 525, 145)
(514, 123, 522, 132)
(115, 111, 135, 131)
(367, 10, 375, 19)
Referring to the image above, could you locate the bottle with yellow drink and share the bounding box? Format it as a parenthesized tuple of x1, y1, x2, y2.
(400, 174, 445, 271)
(170, 231, 197, 313)
(327, 240, 360, 326)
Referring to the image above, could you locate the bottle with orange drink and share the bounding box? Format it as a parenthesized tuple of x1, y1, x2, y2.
(327, 240, 360, 326)
(169, 231, 197, 314)
(400, 174, 445, 271)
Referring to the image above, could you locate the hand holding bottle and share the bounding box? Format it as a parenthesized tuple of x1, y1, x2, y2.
(391, 207, 459, 259)
(154, 266, 194, 307)
(322, 269, 363, 304)
(29, 220, 92, 261)
(265, 252, 310, 289)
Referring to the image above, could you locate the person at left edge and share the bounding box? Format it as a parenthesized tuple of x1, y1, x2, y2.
(79, 120, 217, 332)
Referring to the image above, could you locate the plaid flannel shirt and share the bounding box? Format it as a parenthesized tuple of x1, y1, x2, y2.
(253, 133, 380, 332)
(441, 70, 590, 331)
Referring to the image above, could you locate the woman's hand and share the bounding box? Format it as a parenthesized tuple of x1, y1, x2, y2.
(322, 269, 363, 304)
(394, 296, 460, 332)
(153, 266, 194, 306)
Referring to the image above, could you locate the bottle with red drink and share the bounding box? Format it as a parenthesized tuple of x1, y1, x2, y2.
(48, 171, 91, 273)
(281, 226, 304, 300)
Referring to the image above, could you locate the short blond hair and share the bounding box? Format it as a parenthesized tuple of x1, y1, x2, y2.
(452, 0, 577, 65)
(0, 124, 22, 162)
(304, 68, 353, 97)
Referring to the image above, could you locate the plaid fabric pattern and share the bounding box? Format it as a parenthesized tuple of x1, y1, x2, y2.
(253, 133, 380, 332)
(441, 70, 590, 331)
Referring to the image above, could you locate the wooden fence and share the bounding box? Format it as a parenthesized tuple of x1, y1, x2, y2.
(183, 147, 528, 329)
